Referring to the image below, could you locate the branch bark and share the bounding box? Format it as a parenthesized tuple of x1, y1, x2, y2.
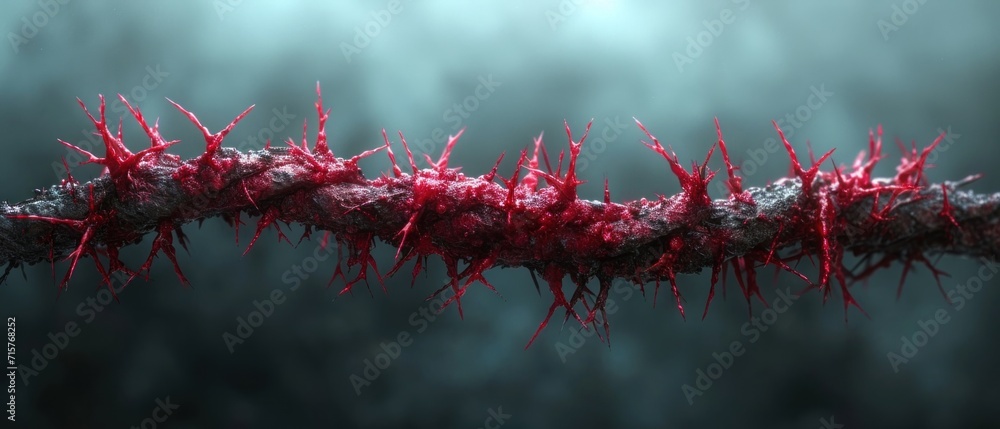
(3, 91, 998, 345)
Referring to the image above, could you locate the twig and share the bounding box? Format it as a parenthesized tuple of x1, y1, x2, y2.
(3, 85, 997, 347)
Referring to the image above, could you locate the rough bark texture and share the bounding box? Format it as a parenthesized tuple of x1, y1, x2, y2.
(3, 87, 998, 345)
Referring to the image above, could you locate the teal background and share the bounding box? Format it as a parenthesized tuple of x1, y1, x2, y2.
(2, 1, 999, 427)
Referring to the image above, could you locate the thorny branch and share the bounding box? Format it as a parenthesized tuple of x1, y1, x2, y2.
(2, 86, 998, 346)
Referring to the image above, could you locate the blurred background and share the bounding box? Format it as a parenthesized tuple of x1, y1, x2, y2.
(2, 1, 999, 427)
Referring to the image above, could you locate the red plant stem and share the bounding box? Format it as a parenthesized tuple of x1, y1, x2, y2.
(2, 86, 998, 346)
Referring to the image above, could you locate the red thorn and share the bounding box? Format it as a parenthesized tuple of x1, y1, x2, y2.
(133, 221, 190, 287)
(559, 119, 592, 201)
(299, 119, 309, 151)
(167, 98, 254, 166)
(394, 211, 421, 261)
(336, 233, 385, 297)
(347, 142, 387, 166)
(538, 136, 554, 175)
(940, 184, 960, 228)
(60, 157, 78, 195)
(604, 177, 611, 205)
(119, 95, 179, 150)
(668, 273, 685, 320)
(635, 118, 714, 207)
(525, 265, 580, 349)
(702, 252, 725, 320)
(895, 131, 944, 186)
(70, 96, 182, 189)
(773, 120, 834, 192)
(383, 129, 403, 178)
(428, 128, 465, 172)
(58, 139, 100, 167)
(442, 254, 502, 316)
(75, 95, 131, 170)
(520, 133, 544, 191)
(243, 207, 289, 256)
(13, 184, 109, 292)
(396, 131, 419, 174)
(483, 151, 505, 183)
(714, 118, 753, 204)
(314, 82, 333, 156)
(284, 138, 324, 171)
(814, 195, 835, 295)
(645, 237, 689, 318)
(833, 256, 869, 322)
(500, 150, 529, 223)
(230, 211, 244, 247)
(241, 181, 260, 212)
(439, 257, 466, 318)
(730, 256, 767, 316)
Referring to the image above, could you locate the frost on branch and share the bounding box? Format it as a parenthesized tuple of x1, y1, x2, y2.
(2, 85, 999, 347)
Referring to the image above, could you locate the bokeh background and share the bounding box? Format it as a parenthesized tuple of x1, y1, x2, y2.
(2, 1, 999, 427)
